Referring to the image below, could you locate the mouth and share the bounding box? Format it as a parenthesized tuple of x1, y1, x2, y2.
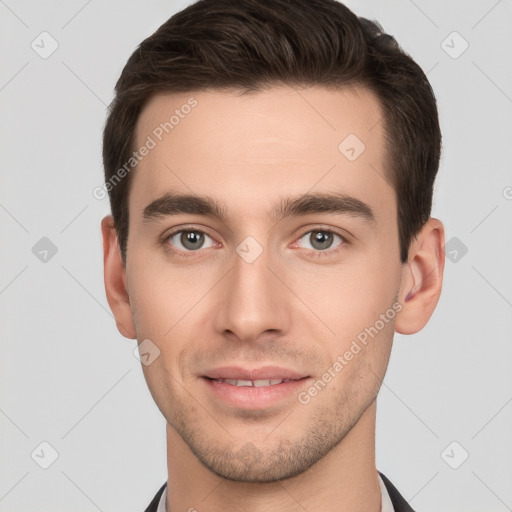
(203, 376, 305, 387)
(200, 366, 311, 409)
(201, 365, 309, 381)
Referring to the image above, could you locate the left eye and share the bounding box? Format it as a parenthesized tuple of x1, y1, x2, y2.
(167, 230, 215, 251)
(297, 230, 344, 251)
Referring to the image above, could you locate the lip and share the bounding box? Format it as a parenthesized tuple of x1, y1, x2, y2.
(200, 366, 311, 409)
(202, 365, 308, 381)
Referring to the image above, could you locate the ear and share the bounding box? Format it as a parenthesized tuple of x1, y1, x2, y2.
(395, 218, 445, 335)
(101, 215, 136, 339)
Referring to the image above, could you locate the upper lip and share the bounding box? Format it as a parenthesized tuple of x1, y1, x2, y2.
(202, 366, 309, 381)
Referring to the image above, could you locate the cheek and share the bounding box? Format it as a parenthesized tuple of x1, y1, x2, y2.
(323, 315, 395, 402)
(126, 252, 219, 338)
(287, 257, 401, 341)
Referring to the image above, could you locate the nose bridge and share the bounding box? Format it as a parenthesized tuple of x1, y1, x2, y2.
(215, 240, 288, 340)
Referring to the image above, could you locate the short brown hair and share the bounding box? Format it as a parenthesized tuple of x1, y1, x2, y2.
(102, 0, 441, 264)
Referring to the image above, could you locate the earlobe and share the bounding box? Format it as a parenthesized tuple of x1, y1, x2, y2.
(395, 218, 445, 335)
(101, 216, 137, 339)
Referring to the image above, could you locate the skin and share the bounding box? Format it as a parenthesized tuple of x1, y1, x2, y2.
(102, 85, 445, 512)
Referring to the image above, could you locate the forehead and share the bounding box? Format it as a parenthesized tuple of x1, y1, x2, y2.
(130, 85, 392, 219)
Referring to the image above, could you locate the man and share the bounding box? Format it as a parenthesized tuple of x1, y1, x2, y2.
(100, 0, 444, 510)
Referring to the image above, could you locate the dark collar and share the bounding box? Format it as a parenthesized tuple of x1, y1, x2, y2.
(143, 482, 166, 512)
(378, 471, 416, 512)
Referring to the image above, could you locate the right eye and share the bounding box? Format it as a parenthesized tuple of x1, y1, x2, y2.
(165, 230, 216, 252)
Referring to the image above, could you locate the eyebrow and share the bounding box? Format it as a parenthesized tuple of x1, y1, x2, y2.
(142, 192, 375, 224)
(272, 193, 375, 224)
(143, 193, 226, 223)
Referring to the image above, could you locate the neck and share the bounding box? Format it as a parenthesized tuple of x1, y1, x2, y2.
(165, 399, 381, 512)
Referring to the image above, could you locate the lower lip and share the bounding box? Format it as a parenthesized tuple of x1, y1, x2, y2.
(201, 377, 310, 409)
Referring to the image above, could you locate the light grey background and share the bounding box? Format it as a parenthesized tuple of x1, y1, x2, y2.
(1, 1, 511, 511)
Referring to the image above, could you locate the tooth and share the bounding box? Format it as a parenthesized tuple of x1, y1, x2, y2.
(235, 379, 253, 387)
(253, 379, 271, 387)
(220, 378, 287, 387)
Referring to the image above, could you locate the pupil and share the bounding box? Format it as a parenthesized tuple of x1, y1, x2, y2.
(181, 231, 204, 250)
(311, 231, 332, 250)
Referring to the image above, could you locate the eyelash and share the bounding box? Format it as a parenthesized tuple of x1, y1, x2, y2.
(160, 226, 348, 258)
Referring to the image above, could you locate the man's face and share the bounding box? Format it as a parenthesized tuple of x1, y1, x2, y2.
(125, 86, 403, 481)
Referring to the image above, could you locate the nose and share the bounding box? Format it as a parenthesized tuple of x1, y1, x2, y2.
(214, 243, 291, 343)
